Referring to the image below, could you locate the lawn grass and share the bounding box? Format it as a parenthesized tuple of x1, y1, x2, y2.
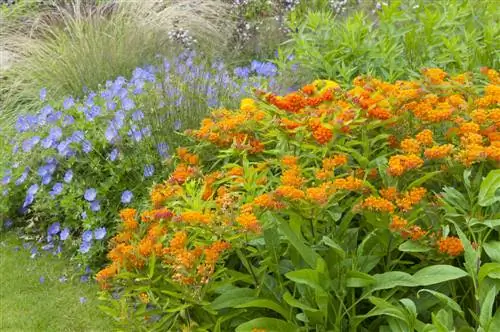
(0, 232, 113, 332)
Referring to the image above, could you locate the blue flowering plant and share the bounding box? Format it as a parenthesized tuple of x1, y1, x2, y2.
(0, 50, 283, 265)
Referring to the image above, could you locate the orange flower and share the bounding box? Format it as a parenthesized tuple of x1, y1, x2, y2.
(407, 226, 426, 241)
(281, 167, 305, 188)
(177, 147, 199, 165)
(361, 196, 395, 213)
(396, 187, 427, 211)
(275, 185, 305, 201)
(253, 193, 284, 210)
(438, 236, 464, 256)
(415, 129, 434, 146)
(400, 138, 421, 154)
(169, 164, 196, 185)
(379, 187, 398, 201)
(390, 215, 408, 231)
(423, 68, 447, 84)
(459, 122, 480, 135)
(236, 213, 261, 233)
(334, 176, 364, 191)
(388, 154, 424, 176)
(306, 185, 329, 205)
(424, 144, 454, 159)
(322, 155, 348, 170)
(282, 155, 299, 168)
(367, 107, 392, 120)
(180, 211, 212, 224)
(280, 118, 301, 130)
(120, 208, 137, 221)
(312, 125, 333, 144)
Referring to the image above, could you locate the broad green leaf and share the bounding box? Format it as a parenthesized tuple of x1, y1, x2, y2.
(235, 299, 290, 320)
(413, 265, 468, 286)
(285, 269, 325, 292)
(484, 241, 500, 262)
(283, 291, 319, 312)
(417, 289, 464, 317)
(322, 236, 345, 258)
(479, 285, 497, 329)
(210, 288, 256, 310)
(370, 271, 419, 291)
(346, 271, 376, 288)
(478, 169, 500, 207)
(478, 263, 500, 285)
(407, 171, 442, 189)
(399, 240, 431, 253)
(235, 318, 299, 332)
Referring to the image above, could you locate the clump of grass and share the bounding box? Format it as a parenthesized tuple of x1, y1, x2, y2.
(0, 232, 112, 331)
(0, 0, 234, 127)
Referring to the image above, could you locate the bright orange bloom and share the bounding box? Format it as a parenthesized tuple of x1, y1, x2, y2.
(415, 129, 434, 146)
(282, 155, 299, 168)
(395, 187, 427, 211)
(306, 185, 329, 205)
(438, 236, 464, 256)
(367, 107, 392, 120)
(236, 213, 261, 233)
(275, 185, 305, 201)
(390, 215, 408, 231)
(322, 155, 348, 170)
(361, 196, 395, 213)
(253, 193, 284, 210)
(423, 68, 447, 84)
(334, 176, 364, 191)
(180, 211, 212, 224)
(169, 164, 197, 185)
(459, 122, 480, 135)
(400, 138, 421, 154)
(120, 208, 137, 221)
(177, 147, 199, 165)
(388, 154, 424, 176)
(407, 226, 426, 241)
(379, 187, 398, 201)
(424, 144, 454, 159)
(281, 167, 305, 188)
(312, 125, 333, 144)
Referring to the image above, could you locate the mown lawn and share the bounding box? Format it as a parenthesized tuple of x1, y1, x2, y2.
(0, 232, 113, 332)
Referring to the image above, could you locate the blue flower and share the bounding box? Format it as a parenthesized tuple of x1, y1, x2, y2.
(49, 126, 62, 140)
(42, 174, 52, 185)
(132, 110, 144, 121)
(70, 130, 85, 143)
(2, 175, 11, 185)
(22, 136, 41, 152)
(121, 190, 133, 204)
(82, 230, 93, 242)
(39, 276, 45, 283)
(94, 227, 106, 240)
(84, 188, 97, 201)
(62, 170, 73, 183)
(114, 111, 126, 128)
(109, 148, 119, 161)
(63, 97, 75, 110)
(49, 183, 63, 197)
(47, 111, 62, 123)
(40, 88, 47, 101)
(28, 184, 39, 195)
(23, 193, 35, 208)
(157, 142, 169, 158)
(41, 137, 55, 149)
(141, 126, 151, 137)
(90, 200, 101, 212)
(42, 243, 54, 251)
(80, 275, 89, 283)
(144, 164, 154, 178)
(82, 140, 92, 153)
(234, 66, 250, 78)
(62, 115, 75, 127)
(79, 297, 87, 304)
(48, 222, 60, 235)
(81, 211, 87, 219)
(79, 241, 91, 254)
(122, 98, 135, 111)
(59, 276, 68, 283)
(60, 227, 70, 240)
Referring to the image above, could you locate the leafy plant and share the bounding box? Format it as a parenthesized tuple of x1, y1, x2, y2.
(98, 68, 499, 330)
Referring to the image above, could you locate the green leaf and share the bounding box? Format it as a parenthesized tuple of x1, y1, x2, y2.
(370, 271, 419, 291)
(235, 299, 290, 320)
(407, 171, 442, 189)
(283, 291, 319, 312)
(235, 318, 299, 332)
(148, 253, 156, 279)
(484, 241, 500, 262)
(210, 288, 256, 310)
(479, 285, 497, 329)
(478, 263, 500, 285)
(478, 169, 500, 207)
(398, 240, 431, 253)
(417, 289, 464, 317)
(412, 265, 468, 286)
(322, 236, 345, 258)
(285, 269, 326, 292)
(346, 271, 376, 288)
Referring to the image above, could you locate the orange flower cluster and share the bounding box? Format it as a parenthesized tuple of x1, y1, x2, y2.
(388, 154, 424, 176)
(437, 236, 464, 256)
(395, 187, 427, 211)
(361, 196, 395, 213)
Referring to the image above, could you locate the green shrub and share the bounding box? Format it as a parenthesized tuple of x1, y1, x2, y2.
(98, 68, 500, 330)
(280, 0, 499, 84)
